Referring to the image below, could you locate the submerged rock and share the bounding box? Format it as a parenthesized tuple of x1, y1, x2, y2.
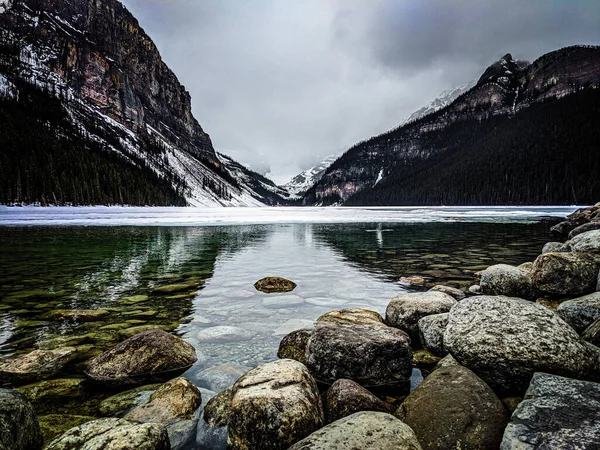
(38, 414, 96, 442)
(306, 324, 412, 386)
(501, 373, 600, 449)
(396, 366, 507, 450)
(17, 378, 85, 414)
(556, 292, 600, 333)
(152, 280, 204, 294)
(254, 276, 297, 293)
(0, 347, 78, 383)
(316, 308, 385, 327)
(428, 285, 466, 300)
(44, 418, 170, 450)
(385, 292, 456, 339)
(418, 313, 448, 356)
(444, 296, 600, 393)
(85, 329, 197, 386)
(45, 309, 110, 322)
(194, 364, 250, 393)
(479, 264, 538, 300)
(196, 326, 255, 343)
(277, 328, 313, 365)
(531, 252, 600, 296)
(288, 411, 422, 450)
(98, 384, 161, 416)
(228, 359, 323, 450)
(0, 388, 43, 450)
(325, 379, 394, 423)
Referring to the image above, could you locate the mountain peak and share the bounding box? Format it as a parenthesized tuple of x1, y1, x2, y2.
(477, 52, 526, 87)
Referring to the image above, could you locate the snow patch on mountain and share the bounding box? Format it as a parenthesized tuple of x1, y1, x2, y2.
(284, 154, 340, 198)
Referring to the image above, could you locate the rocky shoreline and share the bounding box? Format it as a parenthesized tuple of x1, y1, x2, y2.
(2, 204, 600, 449)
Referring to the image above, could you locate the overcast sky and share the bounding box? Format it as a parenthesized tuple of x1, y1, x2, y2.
(123, 0, 599, 184)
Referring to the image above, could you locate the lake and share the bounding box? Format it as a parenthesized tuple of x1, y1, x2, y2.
(0, 206, 576, 440)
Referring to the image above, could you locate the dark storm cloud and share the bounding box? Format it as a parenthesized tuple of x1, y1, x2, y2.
(122, 0, 599, 183)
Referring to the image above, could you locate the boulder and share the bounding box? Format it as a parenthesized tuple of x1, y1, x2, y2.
(196, 389, 227, 450)
(569, 221, 600, 239)
(444, 296, 600, 393)
(324, 379, 395, 423)
(98, 384, 161, 416)
(556, 292, 600, 333)
(568, 229, 600, 252)
(288, 411, 422, 450)
(542, 241, 568, 253)
(38, 414, 96, 443)
(433, 354, 460, 371)
(17, 378, 85, 414)
(85, 329, 197, 385)
(194, 364, 250, 393)
(306, 324, 412, 386)
(549, 220, 573, 240)
(395, 366, 508, 450)
(254, 276, 296, 293)
(418, 313, 448, 356)
(204, 387, 233, 427)
(468, 284, 482, 295)
(479, 264, 538, 300)
(501, 373, 600, 449)
(518, 262, 534, 271)
(228, 359, 324, 450)
(428, 285, 466, 300)
(531, 252, 600, 296)
(316, 308, 385, 327)
(583, 318, 600, 346)
(44, 418, 170, 450)
(0, 347, 77, 383)
(277, 328, 312, 365)
(385, 292, 456, 338)
(0, 388, 43, 450)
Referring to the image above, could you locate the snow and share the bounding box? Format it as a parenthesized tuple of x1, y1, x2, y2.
(374, 169, 384, 186)
(284, 154, 340, 198)
(0, 206, 580, 227)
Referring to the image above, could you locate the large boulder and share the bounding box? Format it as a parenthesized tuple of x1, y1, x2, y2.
(501, 373, 600, 449)
(395, 366, 507, 450)
(568, 229, 600, 252)
(542, 242, 569, 253)
(288, 411, 422, 450)
(479, 264, 538, 300)
(316, 308, 385, 327)
(324, 379, 395, 423)
(549, 220, 573, 240)
(569, 221, 600, 239)
(44, 418, 170, 450)
(418, 313, 448, 356)
(385, 292, 456, 338)
(583, 318, 600, 346)
(277, 328, 312, 365)
(228, 359, 324, 450)
(444, 296, 600, 393)
(531, 252, 600, 296)
(0, 347, 77, 383)
(0, 388, 43, 450)
(85, 330, 197, 385)
(556, 292, 600, 333)
(306, 324, 412, 386)
(254, 276, 296, 293)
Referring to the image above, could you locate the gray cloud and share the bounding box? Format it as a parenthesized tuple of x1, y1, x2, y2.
(122, 0, 599, 183)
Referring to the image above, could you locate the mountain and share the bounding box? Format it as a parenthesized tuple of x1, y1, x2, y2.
(304, 46, 600, 206)
(0, 0, 284, 206)
(283, 154, 339, 199)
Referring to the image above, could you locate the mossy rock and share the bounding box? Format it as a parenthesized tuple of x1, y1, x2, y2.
(118, 295, 150, 305)
(117, 325, 172, 339)
(98, 384, 161, 416)
(152, 281, 204, 295)
(254, 276, 297, 293)
(38, 414, 97, 442)
(17, 378, 87, 414)
(412, 349, 442, 368)
(44, 309, 110, 322)
(166, 292, 198, 300)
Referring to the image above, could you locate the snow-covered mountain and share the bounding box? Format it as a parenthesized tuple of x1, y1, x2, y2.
(400, 81, 476, 125)
(283, 155, 340, 199)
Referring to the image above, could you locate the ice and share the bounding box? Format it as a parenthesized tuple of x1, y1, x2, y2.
(0, 205, 580, 227)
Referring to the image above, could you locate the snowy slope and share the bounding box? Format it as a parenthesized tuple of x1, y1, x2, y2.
(283, 155, 340, 198)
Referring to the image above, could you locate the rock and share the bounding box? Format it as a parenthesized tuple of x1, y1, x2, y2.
(518, 262, 534, 271)
(44, 418, 170, 450)
(418, 313, 448, 356)
(288, 411, 422, 450)
(194, 364, 250, 393)
(277, 328, 312, 365)
(316, 308, 385, 327)
(428, 285, 466, 300)
(0, 388, 43, 450)
(38, 414, 96, 442)
(468, 284, 482, 294)
(501, 397, 522, 414)
(152, 281, 204, 294)
(0, 347, 78, 383)
(325, 379, 395, 423)
(385, 292, 456, 339)
(479, 264, 538, 300)
(569, 221, 600, 239)
(444, 295, 600, 394)
(542, 241, 568, 253)
(204, 387, 234, 427)
(583, 318, 600, 346)
(272, 319, 314, 335)
(228, 359, 324, 450)
(399, 276, 425, 286)
(196, 389, 227, 450)
(395, 366, 507, 450)
(433, 354, 460, 371)
(412, 349, 441, 368)
(196, 326, 255, 343)
(531, 252, 600, 296)
(85, 329, 197, 385)
(254, 276, 297, 293)
(500, 373, 600, 449)
(556, 292, 600, 333)
(45, 309, 110, 322)
(568, 229, 600, 252)
(99, 384, 161, 416)
(17, 378, 85, 413)
(550, 220, 573, 240)
(306, 324, 412, 387)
